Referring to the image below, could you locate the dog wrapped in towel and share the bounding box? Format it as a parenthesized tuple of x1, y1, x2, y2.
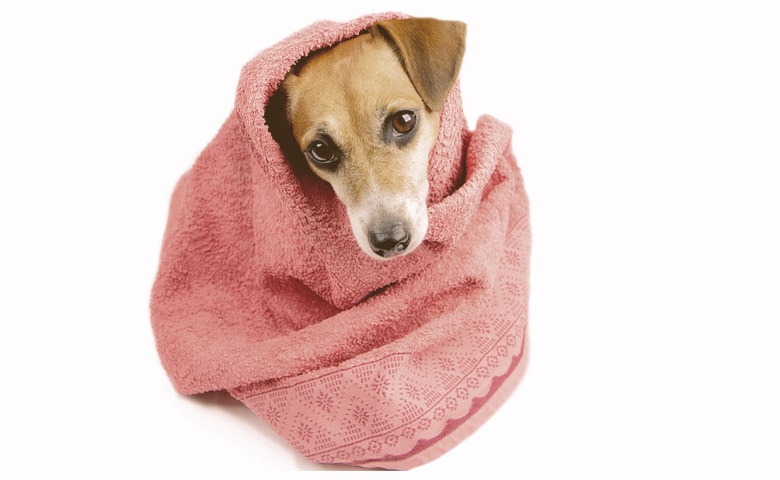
(151, 11, 531, 469)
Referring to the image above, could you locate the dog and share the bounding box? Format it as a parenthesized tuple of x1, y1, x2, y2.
(277, 18, 466, 260)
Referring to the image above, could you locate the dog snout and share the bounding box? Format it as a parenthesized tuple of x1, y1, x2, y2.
(368, 222, 411, 258)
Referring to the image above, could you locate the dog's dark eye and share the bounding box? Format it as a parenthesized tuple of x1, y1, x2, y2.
(307, 139, 339, 167)
(391, 110, 417, 135)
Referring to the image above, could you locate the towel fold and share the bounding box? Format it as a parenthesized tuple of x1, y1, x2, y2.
(151, 11, 531, 469)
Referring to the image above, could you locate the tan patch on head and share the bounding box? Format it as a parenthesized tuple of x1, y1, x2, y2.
(283, 32, 440, 208)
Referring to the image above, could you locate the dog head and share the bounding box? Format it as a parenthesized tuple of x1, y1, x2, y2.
(280, 18, 466, 260)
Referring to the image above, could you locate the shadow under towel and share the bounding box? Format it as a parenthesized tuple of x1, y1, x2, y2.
(150, 11, 531, 470)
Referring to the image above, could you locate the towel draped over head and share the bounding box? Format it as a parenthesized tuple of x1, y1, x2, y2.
(151, 11, 531, 469)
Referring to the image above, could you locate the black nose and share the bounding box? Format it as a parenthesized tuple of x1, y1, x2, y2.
(368, 223, 411, 258)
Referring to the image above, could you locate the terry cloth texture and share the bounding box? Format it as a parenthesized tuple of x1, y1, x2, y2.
(150, 11, 531, 470)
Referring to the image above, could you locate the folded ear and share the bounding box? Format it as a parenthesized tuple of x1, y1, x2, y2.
(265, 83, 308, 174)
(372, 18, 466, 112)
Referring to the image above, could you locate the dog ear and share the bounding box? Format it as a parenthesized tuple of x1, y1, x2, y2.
(265, 82, 308, 174)
(372, 18, 466, 112)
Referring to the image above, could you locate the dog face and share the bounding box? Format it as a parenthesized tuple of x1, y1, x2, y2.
(281, 18, 466, 260)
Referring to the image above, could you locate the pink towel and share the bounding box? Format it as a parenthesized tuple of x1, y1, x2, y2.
(151, 12, 531, 469)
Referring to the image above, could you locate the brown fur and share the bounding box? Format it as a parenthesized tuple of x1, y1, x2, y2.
(281, 18, 466, 259)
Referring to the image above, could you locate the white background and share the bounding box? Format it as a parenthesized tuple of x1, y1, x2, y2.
(1, 1, 778, 478)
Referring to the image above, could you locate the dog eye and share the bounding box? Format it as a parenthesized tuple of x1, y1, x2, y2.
(391, 110, 416, 135)
(307, 139, 339, 167)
